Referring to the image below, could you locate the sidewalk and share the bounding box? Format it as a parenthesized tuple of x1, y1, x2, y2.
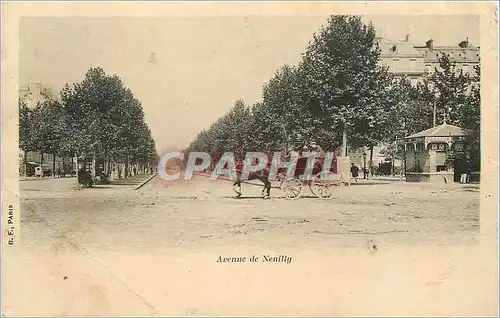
(20, 176, 76, 182)
(20, 174, 152, 184)
(20, 174, 157, 194)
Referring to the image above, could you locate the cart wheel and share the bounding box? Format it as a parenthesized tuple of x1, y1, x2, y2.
(281, 178, 302, 199)
(309, 172, 333, 199)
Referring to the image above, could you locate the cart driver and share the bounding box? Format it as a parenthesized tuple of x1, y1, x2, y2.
(309, 141, 325, 159)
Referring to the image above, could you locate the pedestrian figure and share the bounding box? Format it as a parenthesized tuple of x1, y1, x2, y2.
(57, 167, 62, 178)
(460, 155, 472, 183)
(350, 163, 359, 183)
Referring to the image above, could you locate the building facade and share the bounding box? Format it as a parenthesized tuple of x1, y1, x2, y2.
(19, 82, 54, 109)
(377, 36, 480, 85)
(19, 149, 75, 177)
(18, 83, 75, 177)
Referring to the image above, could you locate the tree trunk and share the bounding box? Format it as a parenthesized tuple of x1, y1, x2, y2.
(52, 154, 56, 177)
(40, 152, 44, 178)
(92, 149, 97, 181)
(125, 158, 129, 179)
(62, 156, 65, 177)
(363, 153, 367, 180)
(23, 151, 27, 179)
(75, 155, 79, 187)
(369, 145, 374, 178)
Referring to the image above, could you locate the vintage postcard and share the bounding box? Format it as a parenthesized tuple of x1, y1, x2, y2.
(1, 1, 498, 316)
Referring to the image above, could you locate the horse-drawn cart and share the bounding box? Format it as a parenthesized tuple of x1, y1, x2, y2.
(276, 155, 342, 200)
(233, 153, 343, 200)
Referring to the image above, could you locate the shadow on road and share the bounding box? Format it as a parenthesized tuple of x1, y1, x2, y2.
(222, 195, 327, 200)
(348, 182, 390, 186)
(110, 174, 155, 186)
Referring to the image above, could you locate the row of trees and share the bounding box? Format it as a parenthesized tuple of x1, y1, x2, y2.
(19, 67, 158, 179)
(186, 15, 480, 171)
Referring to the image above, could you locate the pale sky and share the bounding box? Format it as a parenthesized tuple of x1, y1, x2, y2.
(19, 15, 479, 152)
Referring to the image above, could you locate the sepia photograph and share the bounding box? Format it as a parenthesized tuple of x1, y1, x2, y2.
(2, 2, 498, 316)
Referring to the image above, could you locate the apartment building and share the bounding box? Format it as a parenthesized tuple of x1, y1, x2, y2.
(19, 82, 54, 109)
(377, 36, 480, 85)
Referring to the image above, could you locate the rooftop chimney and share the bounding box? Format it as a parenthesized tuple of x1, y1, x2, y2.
(458, 37, 469, 48)
(426, 39, 434, 50)
(405, 34, 410, 42)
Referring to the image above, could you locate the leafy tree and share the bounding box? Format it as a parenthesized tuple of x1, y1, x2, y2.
(431, 53, 473, 126)
(61, 67, 157, 179)
(458, 64, 480, 132)
(299, 15, 395, 152)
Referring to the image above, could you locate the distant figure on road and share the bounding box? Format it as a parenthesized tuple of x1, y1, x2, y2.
(350, 163, 359, 183)
(57, 167, 62, 178)
(460, 155, 472, 183)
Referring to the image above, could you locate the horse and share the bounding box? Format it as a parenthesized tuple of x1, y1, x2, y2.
(232, 158, 273, 199)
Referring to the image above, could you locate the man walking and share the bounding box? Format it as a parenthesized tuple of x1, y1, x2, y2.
(350, 163, 359, 183)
